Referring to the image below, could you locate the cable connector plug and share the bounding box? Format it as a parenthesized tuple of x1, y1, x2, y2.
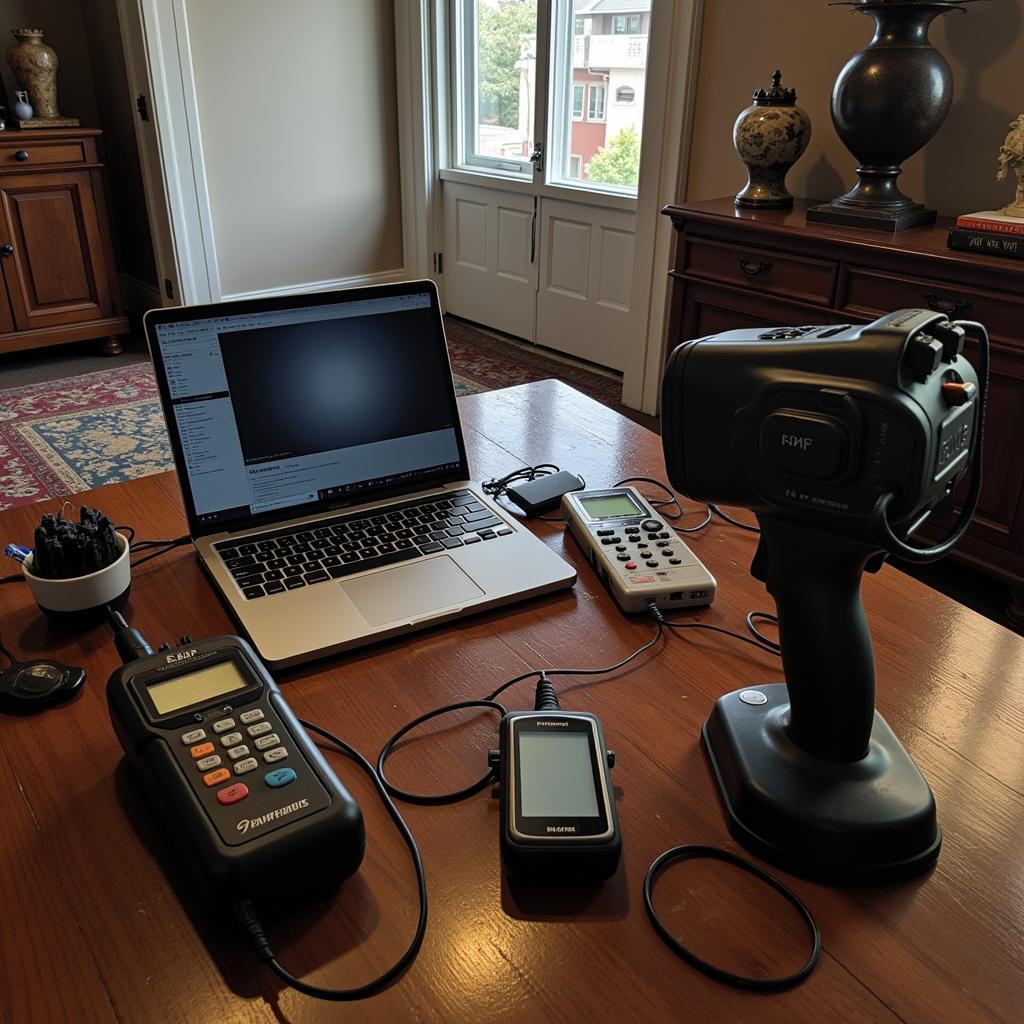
(646, 600, 666, 625)
(233, 899, 275, 964)
(533, 673, 561, 712)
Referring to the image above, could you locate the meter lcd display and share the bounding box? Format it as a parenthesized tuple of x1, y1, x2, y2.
(147, 660, 248, 715)
(578, 493, 644, 520)
(518, 732, 600, 817)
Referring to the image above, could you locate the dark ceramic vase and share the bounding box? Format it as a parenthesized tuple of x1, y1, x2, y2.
(808, 1, 965, 231)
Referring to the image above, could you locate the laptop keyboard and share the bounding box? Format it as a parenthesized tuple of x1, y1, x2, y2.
(213, 489, 513, 600)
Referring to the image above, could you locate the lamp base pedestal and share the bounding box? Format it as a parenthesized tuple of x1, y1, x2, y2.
(702, 684, 940, 883)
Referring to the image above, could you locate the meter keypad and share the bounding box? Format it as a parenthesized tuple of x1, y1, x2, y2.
(234, 757, 259, 775)
(212, 718, 236, 734)
(263, 747, 288, 764)
(227, 744, 250, 760)
(219, 731, 243, 748)
(247, 721, 272, 737)
(254, 733, 280, 751)
(190, 741, 215, 759)
(216, 783, 249, 806)
(239, 708, 264, 724)
(182, 728, 206, 745)
(196, 754, 222, 771)
(203, 767, 231, 787)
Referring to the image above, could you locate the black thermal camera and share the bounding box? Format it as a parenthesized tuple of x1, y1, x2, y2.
(660, 309, 986, 882)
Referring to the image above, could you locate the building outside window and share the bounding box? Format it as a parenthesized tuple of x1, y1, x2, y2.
(588, 83, 606, 122)
(615, 85, 635, 103)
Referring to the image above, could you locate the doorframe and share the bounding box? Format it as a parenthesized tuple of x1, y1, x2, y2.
(624, 0, 705, 414)
(116, 0, 221, 305)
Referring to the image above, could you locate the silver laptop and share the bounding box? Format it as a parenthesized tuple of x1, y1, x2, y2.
(145, 280, 576, 667)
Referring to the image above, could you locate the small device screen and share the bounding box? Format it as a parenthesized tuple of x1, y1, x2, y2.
(578, 492, 644, 520)
(146, 660, 249, 715)
(518, 732, 599, 817)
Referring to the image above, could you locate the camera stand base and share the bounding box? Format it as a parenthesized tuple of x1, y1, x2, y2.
(702, 685, 941, 883)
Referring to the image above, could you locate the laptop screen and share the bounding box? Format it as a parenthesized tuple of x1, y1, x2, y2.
(147, 283, 468, 533)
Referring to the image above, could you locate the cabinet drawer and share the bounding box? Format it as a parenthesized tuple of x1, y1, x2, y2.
(0, 139, 90, 169)
(683, 236, 837, 306)
(841, 268, 1024, 348)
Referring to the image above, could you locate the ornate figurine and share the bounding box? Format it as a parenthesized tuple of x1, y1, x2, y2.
(996, 115, 1024, 219)
(732, 70, 811, 209)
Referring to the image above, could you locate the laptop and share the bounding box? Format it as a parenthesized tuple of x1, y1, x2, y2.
(144, 279, 576, 667)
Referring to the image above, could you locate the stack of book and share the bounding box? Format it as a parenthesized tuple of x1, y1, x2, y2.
(948, 210, 1024, 261)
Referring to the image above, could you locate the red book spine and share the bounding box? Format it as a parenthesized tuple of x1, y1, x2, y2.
(955, 215, 1024, 236)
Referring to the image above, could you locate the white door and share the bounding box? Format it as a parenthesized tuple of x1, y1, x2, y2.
(440, 0, 652, 373)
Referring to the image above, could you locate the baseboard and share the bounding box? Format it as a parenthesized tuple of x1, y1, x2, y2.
(118, 274, 163, 317)
(220, 268, 408, 302)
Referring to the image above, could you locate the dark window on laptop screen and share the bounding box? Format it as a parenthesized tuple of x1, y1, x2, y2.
(152, 291, 464, 528)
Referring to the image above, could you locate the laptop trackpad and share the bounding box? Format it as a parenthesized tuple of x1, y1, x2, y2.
(340, 556, 484, 626)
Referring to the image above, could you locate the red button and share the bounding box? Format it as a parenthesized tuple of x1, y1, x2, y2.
(216, 783, 250, 805)
(625, 562, 637, 570)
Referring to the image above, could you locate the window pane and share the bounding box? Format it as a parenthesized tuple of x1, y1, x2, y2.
(554, 0, 651, 192)
(464, 0, 538, 168)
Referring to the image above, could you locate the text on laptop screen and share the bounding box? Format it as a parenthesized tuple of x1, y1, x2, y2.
(152, 291, 463, 526)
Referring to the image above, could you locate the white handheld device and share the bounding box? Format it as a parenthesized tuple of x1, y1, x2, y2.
(561, 487, 716, 613)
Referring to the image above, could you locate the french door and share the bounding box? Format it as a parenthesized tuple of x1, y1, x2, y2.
(440, 0, 654, 372)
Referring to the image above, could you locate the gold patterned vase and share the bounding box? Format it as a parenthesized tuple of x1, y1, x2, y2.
(8, 28, 60, 120)
(733, 71, 811, 209)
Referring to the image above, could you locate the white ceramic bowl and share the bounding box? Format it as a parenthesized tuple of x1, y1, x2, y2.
(22, 532, 131, 617)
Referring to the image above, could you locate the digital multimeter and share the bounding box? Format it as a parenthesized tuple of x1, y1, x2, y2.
(562, 486, 717, 613)
(489, 710, 621, 882)
(107, 634, 364, 911)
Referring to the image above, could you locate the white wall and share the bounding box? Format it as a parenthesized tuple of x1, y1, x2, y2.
(183, 0, 404, 297)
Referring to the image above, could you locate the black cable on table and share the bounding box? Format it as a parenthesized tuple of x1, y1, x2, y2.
(644, 845, 821, 991)
(234, 719, 428, 1003)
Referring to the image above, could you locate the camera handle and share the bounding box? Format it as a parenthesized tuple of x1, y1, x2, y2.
(752, 516, 883, 762)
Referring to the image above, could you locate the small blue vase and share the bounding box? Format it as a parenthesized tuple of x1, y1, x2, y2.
(12, 90, 32, 120)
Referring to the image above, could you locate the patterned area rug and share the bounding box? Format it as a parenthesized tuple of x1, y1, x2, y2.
(0, 321, 624, 510)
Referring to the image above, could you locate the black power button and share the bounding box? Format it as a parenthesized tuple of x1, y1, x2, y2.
(760, 411, 848, 480)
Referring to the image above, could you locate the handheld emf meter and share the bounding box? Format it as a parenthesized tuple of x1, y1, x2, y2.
(562, 486, 717, 613)
(107, 635, 364, 910)
(489, 710, 620, 882)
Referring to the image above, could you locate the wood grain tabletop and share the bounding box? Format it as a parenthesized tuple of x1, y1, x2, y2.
(0, 380, 1020, 1024)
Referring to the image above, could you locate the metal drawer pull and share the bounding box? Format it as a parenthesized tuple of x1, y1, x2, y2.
(0, 244, 13, 257)
(923, 292, 972, 318)
(738, 256, 772, 276)
(14, 150, 28, 161)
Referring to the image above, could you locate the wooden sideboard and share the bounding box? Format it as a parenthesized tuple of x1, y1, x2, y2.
(661, 198, 1024, 599)
(0, 128, 128, 357)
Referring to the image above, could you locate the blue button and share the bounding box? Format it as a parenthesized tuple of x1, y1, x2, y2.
(265, 767, 296, 788)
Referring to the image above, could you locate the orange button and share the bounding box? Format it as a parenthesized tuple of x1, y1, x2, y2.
(191, 742, 215, 759)
(203, 767, 231, 787)
(217, 783, 250, 806)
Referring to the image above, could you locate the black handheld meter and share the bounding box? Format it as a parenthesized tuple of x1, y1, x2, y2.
(490, 710, 620, 882)
(107, 634, 364, 911)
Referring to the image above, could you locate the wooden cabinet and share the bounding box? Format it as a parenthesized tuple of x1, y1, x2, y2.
(662, 197, 1024, 594)
(0, 129, 128, 356)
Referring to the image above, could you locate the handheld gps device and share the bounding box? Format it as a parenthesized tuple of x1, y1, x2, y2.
(489, 709, 620, 882)
(107, 633, 364, 911)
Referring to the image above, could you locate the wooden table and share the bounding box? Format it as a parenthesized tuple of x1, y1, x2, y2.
(1, 381, 1021, 1024)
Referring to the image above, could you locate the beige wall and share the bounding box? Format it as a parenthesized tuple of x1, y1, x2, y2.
(184, 0, 404, 297)
(686, 0, 1024, 216)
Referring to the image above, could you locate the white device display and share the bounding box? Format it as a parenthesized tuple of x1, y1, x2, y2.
(561, 487, 717, 613)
